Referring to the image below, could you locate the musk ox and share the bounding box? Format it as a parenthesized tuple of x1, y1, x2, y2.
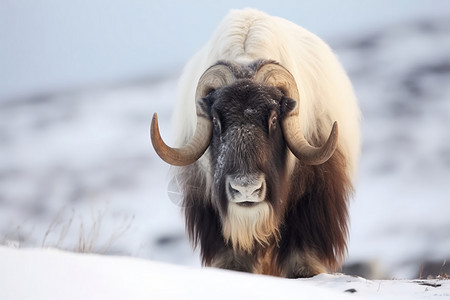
(150, 9, 360, 278)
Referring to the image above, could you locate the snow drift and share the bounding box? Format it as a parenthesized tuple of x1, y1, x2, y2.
(1, 246, 449, 300)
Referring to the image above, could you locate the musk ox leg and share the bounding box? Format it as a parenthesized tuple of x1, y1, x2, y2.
(280, 249, 327, 278)
(210, 248, 257, 273)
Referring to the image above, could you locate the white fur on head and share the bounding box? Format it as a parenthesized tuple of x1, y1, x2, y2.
(223, 202, 279, 253)
(173, 8, 361, 186)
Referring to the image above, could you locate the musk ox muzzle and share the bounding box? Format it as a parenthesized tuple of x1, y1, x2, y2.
(226, 174, 266, 206)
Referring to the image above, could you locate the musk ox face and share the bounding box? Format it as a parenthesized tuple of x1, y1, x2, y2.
(199, 80, 295, 252)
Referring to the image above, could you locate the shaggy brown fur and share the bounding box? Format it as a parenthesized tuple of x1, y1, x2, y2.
(181, 147, 351, 278)
(178, 60, 352, 278)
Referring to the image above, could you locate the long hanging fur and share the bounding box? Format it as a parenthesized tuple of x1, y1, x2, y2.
(181, 163, 224, 266)
(277, 149, 352, 277)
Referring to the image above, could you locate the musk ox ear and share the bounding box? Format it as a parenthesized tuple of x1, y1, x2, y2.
(198, 94, 223, 135)
(198, 95, 213, 117)
(280, 96, 297, 116)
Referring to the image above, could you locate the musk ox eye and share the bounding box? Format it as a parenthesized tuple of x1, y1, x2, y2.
(271, 116, 277, 127)
(269, 111, 278, 132)
(213, 117, 220, 127)
(212, 114, 222, 134)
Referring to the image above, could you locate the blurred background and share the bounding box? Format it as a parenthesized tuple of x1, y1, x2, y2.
(1, 0, 449, 279)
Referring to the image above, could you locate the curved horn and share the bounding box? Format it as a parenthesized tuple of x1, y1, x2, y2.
(151, 64, 236, 166)
(254, 63, 338, 165)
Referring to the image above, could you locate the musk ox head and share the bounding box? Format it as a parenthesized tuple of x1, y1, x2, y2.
(151, 60, 338, 252)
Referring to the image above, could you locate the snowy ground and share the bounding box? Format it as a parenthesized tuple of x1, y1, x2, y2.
(1, 246, 449, 300)
(1, 11, 449, 281)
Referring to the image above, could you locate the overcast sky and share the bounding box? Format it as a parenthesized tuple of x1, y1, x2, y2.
(1, 0, 449, 101)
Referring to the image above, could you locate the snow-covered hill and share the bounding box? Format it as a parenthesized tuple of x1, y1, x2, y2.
(339, 16, 450, 278)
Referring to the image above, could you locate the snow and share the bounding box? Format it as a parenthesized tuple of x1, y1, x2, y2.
(1, 1, 450, 289)
(0, 246, 342, 300)
(1, 246, 449, 300)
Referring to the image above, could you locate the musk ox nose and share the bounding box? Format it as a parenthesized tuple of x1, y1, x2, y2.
(226, 174, 266, 205)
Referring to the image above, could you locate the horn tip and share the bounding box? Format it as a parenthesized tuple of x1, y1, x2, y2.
(151, 112, 158, 129)
(316, 121, 339, 165)
(150, 112, 161, 144)
(329, 121, 339, 149)
(331, 121, 338, 135)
